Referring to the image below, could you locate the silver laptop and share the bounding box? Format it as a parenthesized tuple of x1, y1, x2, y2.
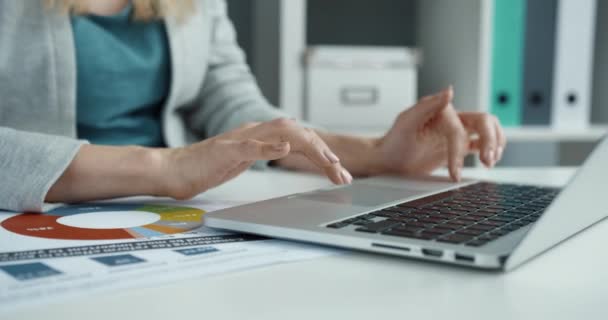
(205, 136, 607, 271)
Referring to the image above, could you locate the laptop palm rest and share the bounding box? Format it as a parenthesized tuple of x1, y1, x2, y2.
(294, 184, 428, 208)
(206, 183, 441, 231)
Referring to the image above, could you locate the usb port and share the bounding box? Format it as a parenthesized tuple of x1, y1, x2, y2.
(421, 248, 443, 258)
(454, 253, 475, 263)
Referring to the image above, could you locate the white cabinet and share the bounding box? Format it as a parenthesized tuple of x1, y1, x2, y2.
(305, 46, 419, 130)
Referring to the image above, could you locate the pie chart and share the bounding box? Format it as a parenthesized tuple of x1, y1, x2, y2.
(0, 204, 205, 240)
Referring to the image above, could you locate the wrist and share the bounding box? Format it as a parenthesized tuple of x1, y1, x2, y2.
(324, 133, 385, 177)
(360, 136, 387, 176)
(136, 146, 170, 197)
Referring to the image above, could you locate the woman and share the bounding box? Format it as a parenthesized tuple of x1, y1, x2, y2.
(0, 0, 506, 212)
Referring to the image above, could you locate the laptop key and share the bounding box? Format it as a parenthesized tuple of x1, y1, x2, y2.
(459, 205, 481, 211)
(459, 215, 482, 222)
(410, 210, 431, 216)
(488, 229, 508, 237)
(390, 216, 417, 223)
(465, 239, 487, 247)
(479, 220, 506, 227)
(370, 211, 397, 218)
(382, 207, 406, 214)
(424, 228, 450, 235)
(511, 220, 529, 227)
(456, 228, 485, 236)
(473, 211, 497, 217)
(468, 224, 495, 231)
(449, 209, 474, 215)
(488, 217, 512, 223)
(431, 214, 454, 220)
(501, 224, 521, 232)
(355, 219, 401, 233)
(402, 221, 425, 228)
(418, 217, 448, 224)
(418, 232, 441, 240)
(495, 213, 520, 220)
(402, 190, 459, 208)
(382, 229, 417, 238)
(327, 222, 349, 229)
(437, 233, 473, 244)
(353, 220, 374, 226)
(437, 223, 462, 230)
(393, 226, 425, 233)
(451, 219, 475, 226)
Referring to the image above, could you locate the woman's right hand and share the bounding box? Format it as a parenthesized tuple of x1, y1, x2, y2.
(158, 118, 352, 200)
(46, 118, 349, 206)
(158, 136, 290, 199)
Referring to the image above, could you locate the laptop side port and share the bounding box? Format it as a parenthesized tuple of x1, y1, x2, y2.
(421, 248, 443, 258)
(371, 243, 411, 252)
(454, 253, 475, 263)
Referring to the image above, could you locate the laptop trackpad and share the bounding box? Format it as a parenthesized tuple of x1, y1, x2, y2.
(294, 184, 426, 208)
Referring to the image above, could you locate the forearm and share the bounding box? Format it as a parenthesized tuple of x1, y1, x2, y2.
(45, 144, 165, 203)
(275, 130, 382, 177)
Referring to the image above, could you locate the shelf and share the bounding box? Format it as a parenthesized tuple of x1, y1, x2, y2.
(331, 125, 608, 143)
(503, 126, 608, 142)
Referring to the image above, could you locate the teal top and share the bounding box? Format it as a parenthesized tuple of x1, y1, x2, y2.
(72, 4, 170, 147)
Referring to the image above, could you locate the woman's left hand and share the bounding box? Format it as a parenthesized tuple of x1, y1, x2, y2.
(371, 86, 506, 181)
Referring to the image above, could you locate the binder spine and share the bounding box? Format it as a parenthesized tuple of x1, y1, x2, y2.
(489, 0, 526, 127)
(521, 0, 558, 125)
(551, 0, 597, 129)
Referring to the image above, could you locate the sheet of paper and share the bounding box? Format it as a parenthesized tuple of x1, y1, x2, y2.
(0, 197, 339, 314)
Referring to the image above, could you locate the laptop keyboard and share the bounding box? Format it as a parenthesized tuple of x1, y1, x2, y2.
(326, 182, 560, 247)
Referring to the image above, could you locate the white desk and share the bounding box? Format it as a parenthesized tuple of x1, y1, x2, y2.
(9, 167, 608, 320)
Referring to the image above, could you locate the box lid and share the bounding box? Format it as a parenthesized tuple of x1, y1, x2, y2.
(304, 45, 420, 69)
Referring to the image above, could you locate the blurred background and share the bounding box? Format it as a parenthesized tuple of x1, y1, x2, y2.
(226, 0, 608, 168)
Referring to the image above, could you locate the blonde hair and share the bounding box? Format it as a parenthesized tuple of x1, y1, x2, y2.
(45, 0, 194, 21)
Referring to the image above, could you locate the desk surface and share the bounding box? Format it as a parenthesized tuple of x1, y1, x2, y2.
(10, 167, 608, 320)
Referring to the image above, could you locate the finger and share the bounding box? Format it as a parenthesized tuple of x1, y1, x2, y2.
(255, 119, 351, 185)
(442, 108, 468, 182)
(404, 86, 454, 124)
(419, 86, 453, 103)
(236, 121, 261, 131)
(459, 113, 498, 168)
(494, 117, 507, 162)
(297, 129, 349, 185)
(233, 139, 291, 161)
(222, 160, 255, 182)
(467, 139, 482, 154)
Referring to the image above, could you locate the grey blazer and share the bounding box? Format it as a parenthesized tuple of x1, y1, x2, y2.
(0, 0, 288, 212)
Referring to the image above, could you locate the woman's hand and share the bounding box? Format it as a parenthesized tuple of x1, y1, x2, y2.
(159, 118, 352, 199)
(372, 87, 507, 181)
(47, 118, 350, 205)
(272, 87, 506, 182)
(158, 138, 290, 200)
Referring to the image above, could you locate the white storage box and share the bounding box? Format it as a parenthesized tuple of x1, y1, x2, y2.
(304, 46, 420, 131)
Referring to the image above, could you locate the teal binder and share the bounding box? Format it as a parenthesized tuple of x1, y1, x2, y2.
(490, 0, 526, 127)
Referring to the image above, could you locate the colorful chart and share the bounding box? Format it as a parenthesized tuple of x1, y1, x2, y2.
(0, 204, 205, 240)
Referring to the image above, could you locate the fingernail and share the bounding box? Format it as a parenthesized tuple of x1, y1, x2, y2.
(341, 168, 353, 184)
(273, 142, 288, 151)
(446, 85, 454, 96)
(496, 146, 503, 161)
(486, 149, 495, 167)
(324, 150, 340, 164)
